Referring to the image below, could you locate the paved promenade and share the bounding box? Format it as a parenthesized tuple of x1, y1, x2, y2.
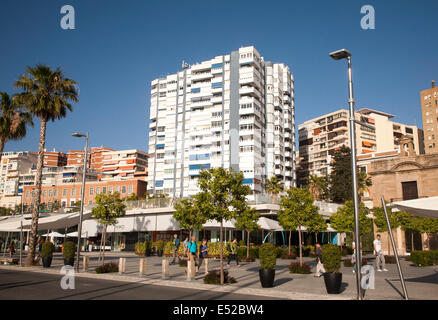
(1, 252, 437, 300)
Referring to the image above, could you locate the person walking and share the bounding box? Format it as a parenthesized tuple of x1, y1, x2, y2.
(8, 241, 15, 258)
(374, 234, 388, 272)
(187, 236, 198, 266)
(226, 238, 240, 268)
(183, 237, 189, 258)
(197, 238, 209, 273)
(170, 234, 181, 264)
(352, 241, 362, 274)
(314, 243, 325, 277)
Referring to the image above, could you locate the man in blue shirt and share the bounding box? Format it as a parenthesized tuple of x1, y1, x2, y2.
(197, 239, 209, 273)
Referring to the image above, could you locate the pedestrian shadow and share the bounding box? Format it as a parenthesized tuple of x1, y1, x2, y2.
(340, 282, 349, 293)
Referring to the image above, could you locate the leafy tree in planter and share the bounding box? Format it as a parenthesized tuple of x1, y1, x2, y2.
(234, 204, 260, 258)
(278, 187, 320, 265)
(259, 243, 277, 270)
(322, 244, 341, 273)
(173, 195, 207, 240)
(92, 192, 126, 266)
(196, 167, 250, 285)
(330, 200, 373, 246)
(14, 64, 78, 267)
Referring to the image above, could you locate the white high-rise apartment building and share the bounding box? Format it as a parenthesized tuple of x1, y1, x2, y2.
(147, 46, 295, 197)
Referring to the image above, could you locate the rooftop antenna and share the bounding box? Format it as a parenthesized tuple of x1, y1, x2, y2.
(182, 60, 189, 70)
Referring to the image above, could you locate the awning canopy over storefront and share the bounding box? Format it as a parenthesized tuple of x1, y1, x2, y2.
(0, 211, 92, 232)
(258, 217, 282, 231)
(391, 197, 438, 218)
(42, 231, 66, 238)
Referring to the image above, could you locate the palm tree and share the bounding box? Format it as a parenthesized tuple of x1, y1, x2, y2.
(13, 64, 78, 266)
(0, 92, 33, 163)
(358, 170, 372, 201)
(265, 176, 284, 202)
(306, 174, 327, 201)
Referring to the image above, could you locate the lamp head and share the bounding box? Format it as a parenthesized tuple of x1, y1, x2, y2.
(72, 133, 86, 138)
(329, 49, 351, 60)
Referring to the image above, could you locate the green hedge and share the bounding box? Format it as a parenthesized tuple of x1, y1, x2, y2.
(63, 241, 76, 259)
(322, 244, 341, 273)
(259, 243, 277, 270)
(41, 242, 55, 258)
(410, 250, 438, 267)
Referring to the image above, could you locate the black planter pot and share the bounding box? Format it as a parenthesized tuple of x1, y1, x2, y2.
(64, 257, 75, 266)
(157, 250, 163, 257)
(259, 269, 275, 288)
(42, 256, 52, 268)
(323, 272, 342, 294)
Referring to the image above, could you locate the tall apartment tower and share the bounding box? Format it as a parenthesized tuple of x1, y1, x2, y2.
(421, 80, 438, 153)
(147, 46, 295, 197)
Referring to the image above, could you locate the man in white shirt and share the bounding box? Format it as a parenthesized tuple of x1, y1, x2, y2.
(373, 234, 388, 272)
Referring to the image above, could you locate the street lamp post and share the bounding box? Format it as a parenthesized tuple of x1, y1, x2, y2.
(72, 132, 88, 272)
(329, 49, 363, 300)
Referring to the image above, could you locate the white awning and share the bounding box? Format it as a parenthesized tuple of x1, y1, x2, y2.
(66, 231, 88, 238)
(203, 219, 236, 229)
(258, 217, 283, 231)
(42, 231, 66, 238)
(391, 197, 438, 218)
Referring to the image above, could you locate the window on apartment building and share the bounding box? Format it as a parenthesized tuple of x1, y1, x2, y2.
(95, 187, 100, 194)
(115, 186, 120, 192)
(102, 187, 106, 194)
(43, 190, 47, 198)
(89, 187, 94, 196)
(26, 190, 30, 198)
(48, 189, 52, 197)
(63, 189, 67, 196)
(54, 189, 58, 197)
(89, 200, 92, 205)
(128, 185, 133, 194)
(71, 188, 76, 196)
(121, 186, 126, 194)
(109, 186, 113, 194)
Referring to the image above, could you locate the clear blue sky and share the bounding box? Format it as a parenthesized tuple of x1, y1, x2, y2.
(0, 0, 437, 153)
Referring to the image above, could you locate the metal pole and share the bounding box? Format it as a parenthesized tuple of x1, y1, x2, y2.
(20, 195, 23, 266)
(346, 56, 363, 300)
(75, 133, 88, 272)
(381, 196, 409, 300)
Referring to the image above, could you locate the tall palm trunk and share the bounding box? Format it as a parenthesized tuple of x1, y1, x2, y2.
(220, 220, 224, 285)
(0, 137, 5, 165)
(298, 225, 303, 266)
(25, 119, 46, 267)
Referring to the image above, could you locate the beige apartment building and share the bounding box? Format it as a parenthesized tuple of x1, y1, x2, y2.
(101, 149, 148, 180)
(421, 81, 438, 154)
(297, 108, 424, 186)
(0, 151, 37, 208)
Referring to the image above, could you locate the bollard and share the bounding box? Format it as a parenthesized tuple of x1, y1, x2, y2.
(118, 257, 126, 274)
(186, 259, 196, 281)
(162, 259, 170, 279)
(139, 258, 147, 277)
(82, 256, 89, 271)
(204, 258, 209, 275)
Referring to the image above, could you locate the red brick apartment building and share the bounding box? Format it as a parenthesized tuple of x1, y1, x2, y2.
(23, 179, 147, 207)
